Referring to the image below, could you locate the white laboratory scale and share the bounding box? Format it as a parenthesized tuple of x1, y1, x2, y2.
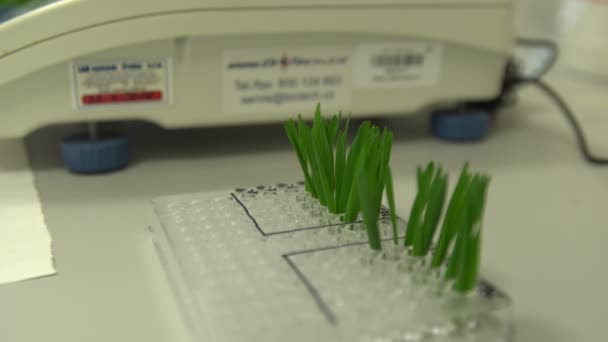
(0, 0, 514, 170)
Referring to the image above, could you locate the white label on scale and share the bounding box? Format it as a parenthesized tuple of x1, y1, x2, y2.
(354, 42, 443, 88)
(223, 47, 352, 114)
(71, 58, 171, 110)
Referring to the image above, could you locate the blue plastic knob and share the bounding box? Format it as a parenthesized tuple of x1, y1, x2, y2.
(431, 110, 492, 141)
(61, 135, 129, 174)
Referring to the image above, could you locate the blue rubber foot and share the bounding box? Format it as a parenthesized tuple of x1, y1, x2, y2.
(61, 135, 129, 174)
(431, 110, 492, 141)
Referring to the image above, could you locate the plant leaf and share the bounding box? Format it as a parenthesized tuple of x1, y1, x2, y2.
(385, 166, 399, 244)
(431, 163, 471, 268)
(339, 122, 370, 217)
(285, 119, 312, 189)
(334, 131, 347, 213)
(418, 170, 447, 255)
(356, 153, 382, 251)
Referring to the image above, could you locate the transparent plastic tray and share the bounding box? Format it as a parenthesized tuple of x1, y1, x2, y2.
(149, 183, 513, 342)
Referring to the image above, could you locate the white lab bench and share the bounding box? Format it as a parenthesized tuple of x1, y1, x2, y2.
(0, 68, 606, 342)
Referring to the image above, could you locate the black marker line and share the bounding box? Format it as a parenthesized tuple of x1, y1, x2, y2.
(282, 255, 338, 325)
(230, 193, 266, 236)
(264, 220, 365, 236)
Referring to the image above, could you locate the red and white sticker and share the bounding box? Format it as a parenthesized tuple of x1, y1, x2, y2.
(71, 59, 171, 110)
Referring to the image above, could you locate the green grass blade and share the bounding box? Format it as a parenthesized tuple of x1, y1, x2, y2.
(382, 129, 393, 170)
(458, 227, 481, 293)
(409, 162, 436, 249)
(310, 141, 335, 211)
(404, 195, 424, 247)
(420, 162, 435, 190)
(385, 166, 399, 244)
(356, 161, 382, 251)
(343, 139, 371, 222)
(431, 163, 471, 268)
(326, 110, 341, 148)
(419, 171, 447, 255)
(364, 138, 381, 189)
(299, 122, 324, 201)
(365, 128, 385, 210)
(325, 114, 339, 186)
(407, 193, 427, 249)
(342, 114, 351, 138)
(453, 175, 483, 292)
(375, 129, 393, 198)
(313, 108, 334, 183)
(338, 122, 370, 215)
(455, 175, 490, 293)
(445, 196, 471, 281)
(362, 127, 382, 201)
(367, 149, 384, 216)
(285, 120, 314, 193)
(296, 115, 319, 198)
(405, 163, 434, 246)
(343, 182, 360, 222)
(312, 111, 337, 211)
(411, 166, 445, 257)
(334, 131, 347, 213)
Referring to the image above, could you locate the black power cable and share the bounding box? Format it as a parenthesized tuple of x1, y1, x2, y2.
(521, 79, 608, 165)
(512, 37, 608, 165)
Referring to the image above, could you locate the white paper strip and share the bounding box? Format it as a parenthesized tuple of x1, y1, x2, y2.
(0, 139, 55, 285)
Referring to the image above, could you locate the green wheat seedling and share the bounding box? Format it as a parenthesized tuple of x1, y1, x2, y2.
(406, 162, 490, 293)
(285, 105, 490, 294)
(285, 104, 398, 250)
(354, 126, 395, 250)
